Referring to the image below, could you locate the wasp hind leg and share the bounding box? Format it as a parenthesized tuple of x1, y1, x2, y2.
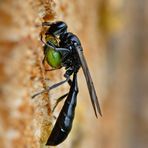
(32, 75, 71, 99)
(52, 93, 68, 113)
(52, 78, 72, 112)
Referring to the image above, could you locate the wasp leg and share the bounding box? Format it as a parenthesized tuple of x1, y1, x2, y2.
(32, 76, 70, 99)
(40, 32, 55, 49)
(41, 32, 70, 53)
(52, 93, 69, 113)
(54, 47, 69, 52)
(40, 32, 47, 45)
(41, 33, 69, 53)
(52, 78, 72, 112)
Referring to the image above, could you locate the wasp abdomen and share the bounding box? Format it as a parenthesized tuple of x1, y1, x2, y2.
(46, 74, 78, 146)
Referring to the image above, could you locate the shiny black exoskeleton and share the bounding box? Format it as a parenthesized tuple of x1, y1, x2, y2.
(33, 21, 102, 146)
(60, 32, 82, 72)
(46, 73, 78, 145)
(44, 22, 82, 77)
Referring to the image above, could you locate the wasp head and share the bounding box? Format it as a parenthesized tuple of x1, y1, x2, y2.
(44, 21, 68, 36)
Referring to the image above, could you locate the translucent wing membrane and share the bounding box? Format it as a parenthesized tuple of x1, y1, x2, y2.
(75, 45, 102, 117)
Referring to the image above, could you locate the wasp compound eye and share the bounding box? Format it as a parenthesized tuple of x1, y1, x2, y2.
(46, 21, 68, 36)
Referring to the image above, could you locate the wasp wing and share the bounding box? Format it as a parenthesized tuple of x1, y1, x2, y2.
(75, 45, 102, 117)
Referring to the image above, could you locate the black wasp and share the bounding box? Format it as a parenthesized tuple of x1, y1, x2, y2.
(32, 21, 102, 146)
